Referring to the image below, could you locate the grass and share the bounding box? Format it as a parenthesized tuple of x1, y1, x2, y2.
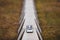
(0, 0, 23, 40)
(35, 0, 60, 40)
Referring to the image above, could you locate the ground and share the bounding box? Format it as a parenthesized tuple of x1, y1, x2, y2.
(0, 0, 23, 40)
(35, 0, 60, 40)
(0, 0, 60, 40)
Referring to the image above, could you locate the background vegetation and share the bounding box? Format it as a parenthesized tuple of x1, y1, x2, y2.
(0, 0, 22, 40)
(0, 0, 60, 40)
(35, 0, 60, 40)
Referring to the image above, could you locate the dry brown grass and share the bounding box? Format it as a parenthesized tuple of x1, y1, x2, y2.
(35, 0, 60, 40)
(0, 0, 23, 40)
